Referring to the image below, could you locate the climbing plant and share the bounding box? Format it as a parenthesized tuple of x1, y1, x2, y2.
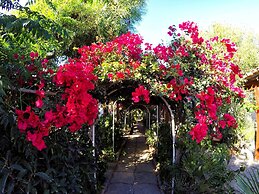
(0, 21, 245, 193)
(12, 21, 244, 150)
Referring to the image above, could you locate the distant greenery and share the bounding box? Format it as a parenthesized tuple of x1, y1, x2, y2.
(1, 0, 146, 60)
(204, 23, 259, 73)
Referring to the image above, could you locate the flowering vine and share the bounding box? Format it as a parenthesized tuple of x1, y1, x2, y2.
(132, 85, 150, 104)
(14, 21, 244, 150)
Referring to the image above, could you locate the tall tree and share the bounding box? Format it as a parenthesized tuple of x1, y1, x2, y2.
(28, 0, 146, 56)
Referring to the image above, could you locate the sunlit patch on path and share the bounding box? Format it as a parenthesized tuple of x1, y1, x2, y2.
(103, 129, 162, 194)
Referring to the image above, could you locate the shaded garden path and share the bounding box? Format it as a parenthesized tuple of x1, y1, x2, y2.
(102, 127, 163, 194)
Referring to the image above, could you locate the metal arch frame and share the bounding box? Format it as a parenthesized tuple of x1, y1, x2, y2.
(156, 105, 159, 151)
(112, 100, 117, 153)
(159, 96, 176, 194)
(102, 87, 176, 193)
(90, 102, 100, 191)
(124, 103, 151, 130)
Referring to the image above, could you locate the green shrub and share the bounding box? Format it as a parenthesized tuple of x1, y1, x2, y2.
(0, 107, 103, 193)
(174, 142, 234, 194)
(156, 123, 173, 191)
(145, 123, 158, 147)
(96, 115, 124, 160)
(154, 122, 234, 194)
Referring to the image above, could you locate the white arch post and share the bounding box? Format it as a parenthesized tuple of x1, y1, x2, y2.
(124, 112, 127, 130)
(160, 96, 176, 194)
(156, 105, 159, 151)
(90, 124, 97, 190)
(112, 101, 116, 153)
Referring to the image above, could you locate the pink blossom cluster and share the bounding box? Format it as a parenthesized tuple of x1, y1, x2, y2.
(16, 57, 98, 150)
(132, 85, 150, 104)
(190, 87, 237, 143)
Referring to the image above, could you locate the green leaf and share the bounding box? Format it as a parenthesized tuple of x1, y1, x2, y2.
(43, 190, 50, 194)
(22, 160, 32, 172)
(35, 172, 52, 182)
(10, 164, 24, 171)
(0, 171, 9, 193)
(235, 173, 255, 194)
(7, 180, 14, 194)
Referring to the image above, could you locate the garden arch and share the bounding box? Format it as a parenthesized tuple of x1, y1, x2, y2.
(124, 103, 151, 131)
(100, 82, 176, 155)
(13, 21, 245, 194)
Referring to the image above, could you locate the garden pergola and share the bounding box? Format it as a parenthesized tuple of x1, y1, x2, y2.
(9, 22, 245, 194)
(244, 67, 259, 160)
(97, 83, 177, 193)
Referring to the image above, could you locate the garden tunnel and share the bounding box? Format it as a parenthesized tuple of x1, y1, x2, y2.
(89, 80, 177, 192)
(4, 21, 246, 194)
(124, 104, 151, 133)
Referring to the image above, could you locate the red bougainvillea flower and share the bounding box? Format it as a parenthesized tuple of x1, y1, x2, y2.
(130, 61, 141, 69)
(189, 123, 208, 143)
(54, 60, 98, 132)
(116, 71, 125, 79)
(35, 82, 45, 108)
(220, 38, 237, 53)
(35, 98, 44, 108)
(132, 85, 150, 104)
(223, 113, 237, 128)
(107, 73, 114, 80)
(179, 21, 204, 44)
(167, 78, 192, 101)
(15, 106, 40, 132)
(30, 52, 39, 61)
(219, 120, 226, 129)
(41, 59, 48, 68)
(27, 131, 46, 151)
(13, 53, 19, 60)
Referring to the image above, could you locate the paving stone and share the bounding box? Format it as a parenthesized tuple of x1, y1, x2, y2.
(135, 162, 154, 173)
(124, 148, 136, 155)
(135, 152, 151, 162)
(136, 145, 148, 151)
(119, 157, 136, 164)
(110, 172, 134, 184)
(116, 163, 135, 172)
(134, 172, 158, 184)
(136, 137, 146, 144)
(133, 183, 162, 194)
(102, 130, 162, 194)
(104, 169, 113, 179)
(107, 162, 117, 169)
(120, 154, 136, 163)
(105, 183, 133, 194)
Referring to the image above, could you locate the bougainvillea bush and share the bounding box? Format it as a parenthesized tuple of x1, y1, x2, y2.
(13, 21, 244, 151)
(0, 21, 244, 193)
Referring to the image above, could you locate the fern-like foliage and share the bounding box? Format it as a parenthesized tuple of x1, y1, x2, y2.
(0, 11, 70, 42)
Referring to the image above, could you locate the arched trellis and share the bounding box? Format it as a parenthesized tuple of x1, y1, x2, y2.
(106, 86, 150, 152)
(110, 101, 151, 152)
(159, 96, 176, 194)
(96, 84, 177, 193)
(124, 103, 151, 132)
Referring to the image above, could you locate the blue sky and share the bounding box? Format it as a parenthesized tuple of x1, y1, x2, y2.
(136, 0, 259, 45)
(3, 0, 258, 46)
